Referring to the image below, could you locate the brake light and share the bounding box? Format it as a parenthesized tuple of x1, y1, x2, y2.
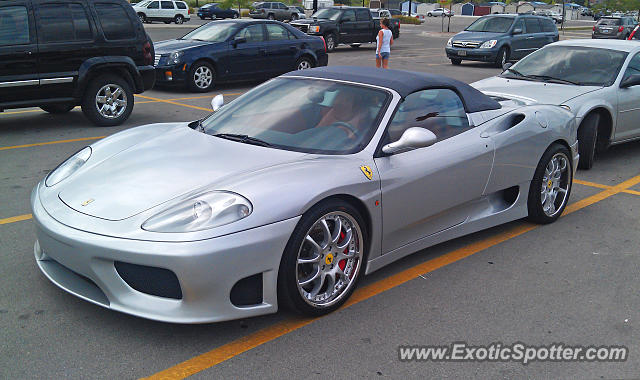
(592, 25, 595, 31)
(188, 8, 191, 14)
(321, 36, 326, 52)
(619, 26, 624, 32)
(143, 41, 152, 65)
(398, 20, 400, 29)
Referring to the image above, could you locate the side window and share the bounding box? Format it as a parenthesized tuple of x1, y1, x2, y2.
(525, 18, 542, 33)
(278, 3, 288, 9)
(266, 23, 290, 40)
(513, 18, 525, 33)
(356, 9, 370, 21)
(176, 1, 187, 9)
(0, 6, 30, 46)
(237, 24, 265, 43)
(387, 89, 471, 143)
(542, 19, 556, 32)
(94, 3, 136, 40)
(147, 1, 159, 9)
(161, 1, 174, 9)
(341, 9, 355, 22)
(262, 3, 271, 9)
(623, 53, 640, 80)
(38, 3, 92, 43)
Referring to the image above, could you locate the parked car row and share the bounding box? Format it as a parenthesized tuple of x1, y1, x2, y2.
(133, 0, 191, 24)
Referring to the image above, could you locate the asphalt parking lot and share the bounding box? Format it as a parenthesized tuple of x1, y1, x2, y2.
(3, 18, 640, 379)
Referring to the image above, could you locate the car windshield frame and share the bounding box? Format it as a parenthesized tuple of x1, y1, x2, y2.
(465, 16, 515, 33)
(501, 45, 629, 87)
(200, 77, 393, 155)
(180, 22, 240, 42)
(312, 8, 342, 20)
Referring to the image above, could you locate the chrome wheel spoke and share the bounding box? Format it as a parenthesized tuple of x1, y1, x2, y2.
(336, 228, 352, 250)
(299, 265, 320, 287)
(331, 217, 342, 244)
(320, 219, 331, 249)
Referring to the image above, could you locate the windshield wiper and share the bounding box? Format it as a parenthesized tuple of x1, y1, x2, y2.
(213, 133, 271, 147)
(524, 75, 580, 85)
(503, 67, 526, 77)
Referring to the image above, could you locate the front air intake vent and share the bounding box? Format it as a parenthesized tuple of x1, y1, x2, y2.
(114, 261, 182, 299)
(230, 273, 263, 306)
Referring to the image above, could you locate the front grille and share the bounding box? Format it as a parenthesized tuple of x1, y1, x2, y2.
(154, 54, 161, 66)
(452, 41, 480, 48)
(114, 261, 182, 299)
(292, 24, 308, 33)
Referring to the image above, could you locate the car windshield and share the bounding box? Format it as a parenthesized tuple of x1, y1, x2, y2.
(312, 8, 342, 20)
(201, 78, 390, 154)
(201, 3, 216, 7)
(598, 17, 621, 25)
(181, 23, 238, 42)
(465, 16, 514, 32)
(502, 45, 628, 86)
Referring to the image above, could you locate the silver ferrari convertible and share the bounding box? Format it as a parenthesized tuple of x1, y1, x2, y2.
(32, 66, 578, 323)
(473, 39, 640, 169)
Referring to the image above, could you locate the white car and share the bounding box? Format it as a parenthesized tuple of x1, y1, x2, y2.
(428, 8, 453, 17)
(133, 0, 191, 24)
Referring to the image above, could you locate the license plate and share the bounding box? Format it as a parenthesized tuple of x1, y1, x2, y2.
(458, 51, 467, 56)
(601, 28, 611, 33)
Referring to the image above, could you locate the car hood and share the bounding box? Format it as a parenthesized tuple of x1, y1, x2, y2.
(154, 39, 217, 53)
(58, 126, 308, 221)
(472, 76, 604, 105)
(452, 31, 505, 41)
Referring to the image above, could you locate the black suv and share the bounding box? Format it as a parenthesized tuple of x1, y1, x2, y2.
(0, 0, 155, 126)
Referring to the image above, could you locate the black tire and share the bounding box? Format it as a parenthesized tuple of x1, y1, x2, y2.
(277, 199, 368, 316)
(295, 56, 314, 70)
(138, 13, 147, 23)
(164, 20, 171, 24)
(40, 104, 75, 114)
(199, 16, 205, 20)
(577, 112, 600, 170)
(175, 15, 184, 24)
(267, 13, 275, 20)
(187, 61, 215, 92)
(232, 12, 239, 18)
(495, 46, 509, 68)
(324, 33, 337, 52)
(291, 13, 298, 20)
(427, 12, 432, 16)
(527, 144, 573, 224)
(451, 58, 462, 65)
(81, 74, 133, 127)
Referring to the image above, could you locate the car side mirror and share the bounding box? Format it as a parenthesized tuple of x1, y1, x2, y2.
(502, 62, 513, 71)
(211, 94, 224, 111)
(233, 36, 247, 45)
(512, 28, 523, 35)
(620, 74, 640, 88)
(382, 127, 437, 154)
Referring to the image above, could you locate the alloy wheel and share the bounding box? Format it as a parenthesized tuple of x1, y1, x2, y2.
(297, 59, 312, 70)
(540, 152, 571, 217)
(95, 84, 127, 119)
(193, 66, 213, 89)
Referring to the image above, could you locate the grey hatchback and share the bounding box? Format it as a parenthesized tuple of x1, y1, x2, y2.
(446, 14, 558, 67)
(592, 16, 636, 39)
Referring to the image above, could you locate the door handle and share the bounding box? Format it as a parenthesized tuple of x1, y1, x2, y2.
(526, 36, 535, 39)
(26, 51, 33, 55)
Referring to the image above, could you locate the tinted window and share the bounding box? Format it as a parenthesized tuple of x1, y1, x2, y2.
(542, 18, 556, 32)
(71, 4, 92, 40)
(388, 89, 470, 143)
(161, 1, 174, 9)
(356, 9, 370, 20)
(466, 16, 514, 33)
(370, 10, 379, 18)
(38, 3, 92, 43)
(95, 3, 136, 40)
(147, 1, 159, 9)
(258, 3, 270, 8)
(525, 18, 542, 33)
(278, 3, 288, 9)
(182, 22, 238, 42)
(598, 18, 621, 26)
(176, 1, 187, 9)
(237, 24, 264, 42)
(266, 23, 290, 40)
(623, 53, 640, 80)
(513, 18, 525, 33)
(341, 9, 356, 21)
(0, 6, 29, 46)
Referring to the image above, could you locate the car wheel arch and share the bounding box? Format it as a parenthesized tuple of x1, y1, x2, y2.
(76, 62, 138, 98)
(296, 52, 316, 66)
(580, 107, 613, 148)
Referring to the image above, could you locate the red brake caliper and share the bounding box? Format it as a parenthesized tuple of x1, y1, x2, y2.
(338, 231, 347, 272)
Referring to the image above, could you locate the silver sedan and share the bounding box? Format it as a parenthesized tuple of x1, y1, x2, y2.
(31, 66, 577, 323)
(473, 39, 640, 169)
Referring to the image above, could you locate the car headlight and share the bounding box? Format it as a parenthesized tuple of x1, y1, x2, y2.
(446, 38, 452, 47)
(479, 40, 497, 49)
(168, 51, 184, 65)
(141, 191, 252, 233)
(309, 25, 320, 33)
(45, 147, 92, 187)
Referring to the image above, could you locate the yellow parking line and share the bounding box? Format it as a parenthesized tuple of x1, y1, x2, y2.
(135, 94, 213, 112)
(0, 136, 105, 151)
(143, 174, 640, 380)
(625, 189, 640, 196)
(135, 93, 244, 104)
(0, 214, 32, 225)
(574, 178, 640, 197)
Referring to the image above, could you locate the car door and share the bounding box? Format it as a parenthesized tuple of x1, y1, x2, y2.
(523, 17, 544, 55)
(34, 0, 99, 100)
(161, 0, 175, 21)
(616, 52, 640, 140)
(374, 89, 494, 253)
(265, 23, 297, 75)
(509, 18, 528, 60)
(355, 8, 372, 41)
(0, 1, 39, 103)
(338, 9, 357, 44)
(227, 23, 269, 78)
(145, 0, 160, 20)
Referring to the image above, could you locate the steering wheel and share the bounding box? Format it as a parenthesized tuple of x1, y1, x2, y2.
(329, 121, 358, 139)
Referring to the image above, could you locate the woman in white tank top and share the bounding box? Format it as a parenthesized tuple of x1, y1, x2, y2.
(376, 18, 394, 69)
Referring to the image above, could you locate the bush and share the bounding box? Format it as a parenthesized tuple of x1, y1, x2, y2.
(393, 15, 421, 24)
(241, 9, 250, 17)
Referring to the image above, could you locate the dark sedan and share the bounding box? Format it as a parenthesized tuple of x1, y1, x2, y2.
(197, 3, 239, 20)
(154, 20, 329, 92)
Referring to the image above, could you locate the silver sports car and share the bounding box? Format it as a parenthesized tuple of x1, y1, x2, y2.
(32, 66, 578, 323)
(472, 39, 640, 169)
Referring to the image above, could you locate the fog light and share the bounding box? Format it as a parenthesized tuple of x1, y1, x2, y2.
(165, 71, 173, 81)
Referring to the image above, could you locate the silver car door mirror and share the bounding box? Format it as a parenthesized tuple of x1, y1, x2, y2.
(211, 94, 224, 111)
(382, 127, 437, 154)
(512, 28, 523, 35)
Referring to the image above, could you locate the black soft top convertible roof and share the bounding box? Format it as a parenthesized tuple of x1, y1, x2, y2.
(284, 66, 501, 113)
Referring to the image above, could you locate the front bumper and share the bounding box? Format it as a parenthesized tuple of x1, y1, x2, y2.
(445, 47, 497, 62)
(154, 63, 189, 85)
(138, 65, 156, 92)
(592, 32, 624, 39)
(570, 140, 580, 176)
(31, 185, 300, 323)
